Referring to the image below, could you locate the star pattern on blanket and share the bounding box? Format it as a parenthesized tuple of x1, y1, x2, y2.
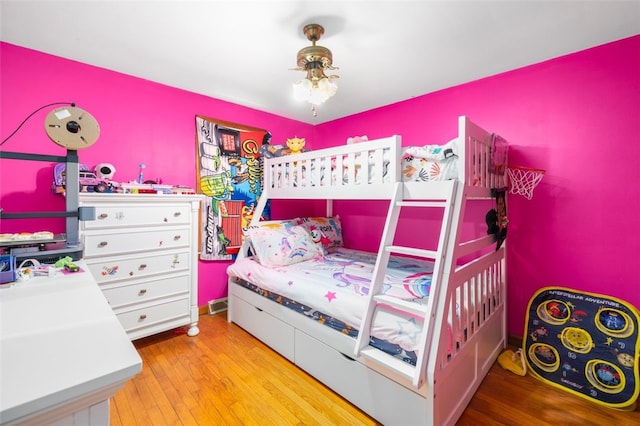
(396, 316, 421, 346)
(325, 291, 337, 302)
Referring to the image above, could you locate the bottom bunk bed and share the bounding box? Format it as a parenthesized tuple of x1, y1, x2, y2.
(226, 116, 508, 425)
(227, 238, 506, 425)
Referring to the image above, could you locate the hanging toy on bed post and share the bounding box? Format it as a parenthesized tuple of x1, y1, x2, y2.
(486, 188, 508, 250)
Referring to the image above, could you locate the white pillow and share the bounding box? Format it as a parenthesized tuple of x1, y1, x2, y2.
(244, 223, 324, 267)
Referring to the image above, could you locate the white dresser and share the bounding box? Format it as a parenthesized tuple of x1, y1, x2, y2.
(79, 193, 203, 340)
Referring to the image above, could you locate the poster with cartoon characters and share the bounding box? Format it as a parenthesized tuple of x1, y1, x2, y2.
(195, 115, 271, 260)
(524, 287, 640, 409)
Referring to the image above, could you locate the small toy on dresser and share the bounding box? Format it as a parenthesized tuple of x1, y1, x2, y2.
(51, 160, 196, 195)
(0, 254, 16, 285)
(53, 163, 119, 194)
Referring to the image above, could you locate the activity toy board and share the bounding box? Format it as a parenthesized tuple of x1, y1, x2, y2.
(524, 287, 640, 410)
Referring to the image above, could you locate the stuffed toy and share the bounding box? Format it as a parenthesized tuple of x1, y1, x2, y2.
(286, 137, 306, 154)
(347, 135, 368, 144)
(259, 137, 308, 159)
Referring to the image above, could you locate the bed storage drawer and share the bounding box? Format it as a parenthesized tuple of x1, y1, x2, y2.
(232, 296, 295, 361)
(294, 330, 428, 426)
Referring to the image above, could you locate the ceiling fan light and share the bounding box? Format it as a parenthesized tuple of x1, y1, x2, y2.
(307, 87, 330, 105)
(293, 78, 313, 101)
(293, 77, 337, 106)
(291, 23, 339, 115)
(317, 77, 337, 96)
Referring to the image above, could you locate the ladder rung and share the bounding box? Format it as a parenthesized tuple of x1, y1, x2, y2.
(396, 200, 447, 208)
(359, 346, 415, 379)
(386, 245, 438, 259)
(374, 294, 429, 317)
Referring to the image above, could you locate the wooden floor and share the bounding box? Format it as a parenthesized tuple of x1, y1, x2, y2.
(111, 313, 640, 426)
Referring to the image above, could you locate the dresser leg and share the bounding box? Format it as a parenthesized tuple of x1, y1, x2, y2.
(187, 324, 200, 337)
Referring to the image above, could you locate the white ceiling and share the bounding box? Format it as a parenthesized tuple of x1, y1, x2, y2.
(1, 1, 639, 124)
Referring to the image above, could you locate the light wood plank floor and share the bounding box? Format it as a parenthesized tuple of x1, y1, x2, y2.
(111, 313, 640, 425)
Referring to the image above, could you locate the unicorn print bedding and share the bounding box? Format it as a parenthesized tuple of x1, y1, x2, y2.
(227, 247, 435, 353)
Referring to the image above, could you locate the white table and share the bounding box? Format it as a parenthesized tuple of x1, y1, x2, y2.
(0, 264, 142, 425)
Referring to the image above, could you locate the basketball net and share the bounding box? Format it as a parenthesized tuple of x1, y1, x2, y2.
(507, 166, 545, 200)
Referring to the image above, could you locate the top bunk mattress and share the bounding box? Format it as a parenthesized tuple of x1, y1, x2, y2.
(227, 247, 434, 353)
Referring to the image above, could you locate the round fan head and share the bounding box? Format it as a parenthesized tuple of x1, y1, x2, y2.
(44, 106, 100, 149)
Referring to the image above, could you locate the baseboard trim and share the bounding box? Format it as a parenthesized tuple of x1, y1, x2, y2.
(508, 334, 523, 348)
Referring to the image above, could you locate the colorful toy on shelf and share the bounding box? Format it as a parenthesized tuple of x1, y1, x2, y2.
(53, 163, 118, 194)
(94, 163, 116, 180)
(53, 159, 192, 195)
(138, 163, 146, 184)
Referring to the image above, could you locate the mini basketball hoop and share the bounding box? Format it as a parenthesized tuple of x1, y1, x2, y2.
(507, 166, 545, 200)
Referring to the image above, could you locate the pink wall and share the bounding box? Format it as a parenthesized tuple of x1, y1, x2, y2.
(2, 35, 638, 337)
(315, 35, 640, 337)
(0, 42, 316, 306)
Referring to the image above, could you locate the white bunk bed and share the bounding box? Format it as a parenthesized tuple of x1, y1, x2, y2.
(227, 116, 508, 425)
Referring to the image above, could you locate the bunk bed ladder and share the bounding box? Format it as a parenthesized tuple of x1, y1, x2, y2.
(355, 180, 461, 389)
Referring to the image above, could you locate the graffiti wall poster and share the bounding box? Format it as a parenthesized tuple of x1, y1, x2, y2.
(195, 115, 270, 260)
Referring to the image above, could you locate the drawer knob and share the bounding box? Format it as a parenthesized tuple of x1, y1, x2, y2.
(98, 213, 109, 219)
(98, 241, 108, 247)
(138, 264, 147, 270)
(174, 212, 182, 217)
(138, 289, 147, 296)
(174, 235, 182, 241)
(139, 314, 147, 321)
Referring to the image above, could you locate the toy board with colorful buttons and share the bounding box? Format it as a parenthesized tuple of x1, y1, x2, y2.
(524, 287, 640, 410)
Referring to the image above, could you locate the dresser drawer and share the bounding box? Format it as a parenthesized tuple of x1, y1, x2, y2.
(101, 274, 190, 309)
(86, 250, 190, 284)
(115, 297, 190, 334)
(82, 203, 192, 229)
(83, 227, 190, 257)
